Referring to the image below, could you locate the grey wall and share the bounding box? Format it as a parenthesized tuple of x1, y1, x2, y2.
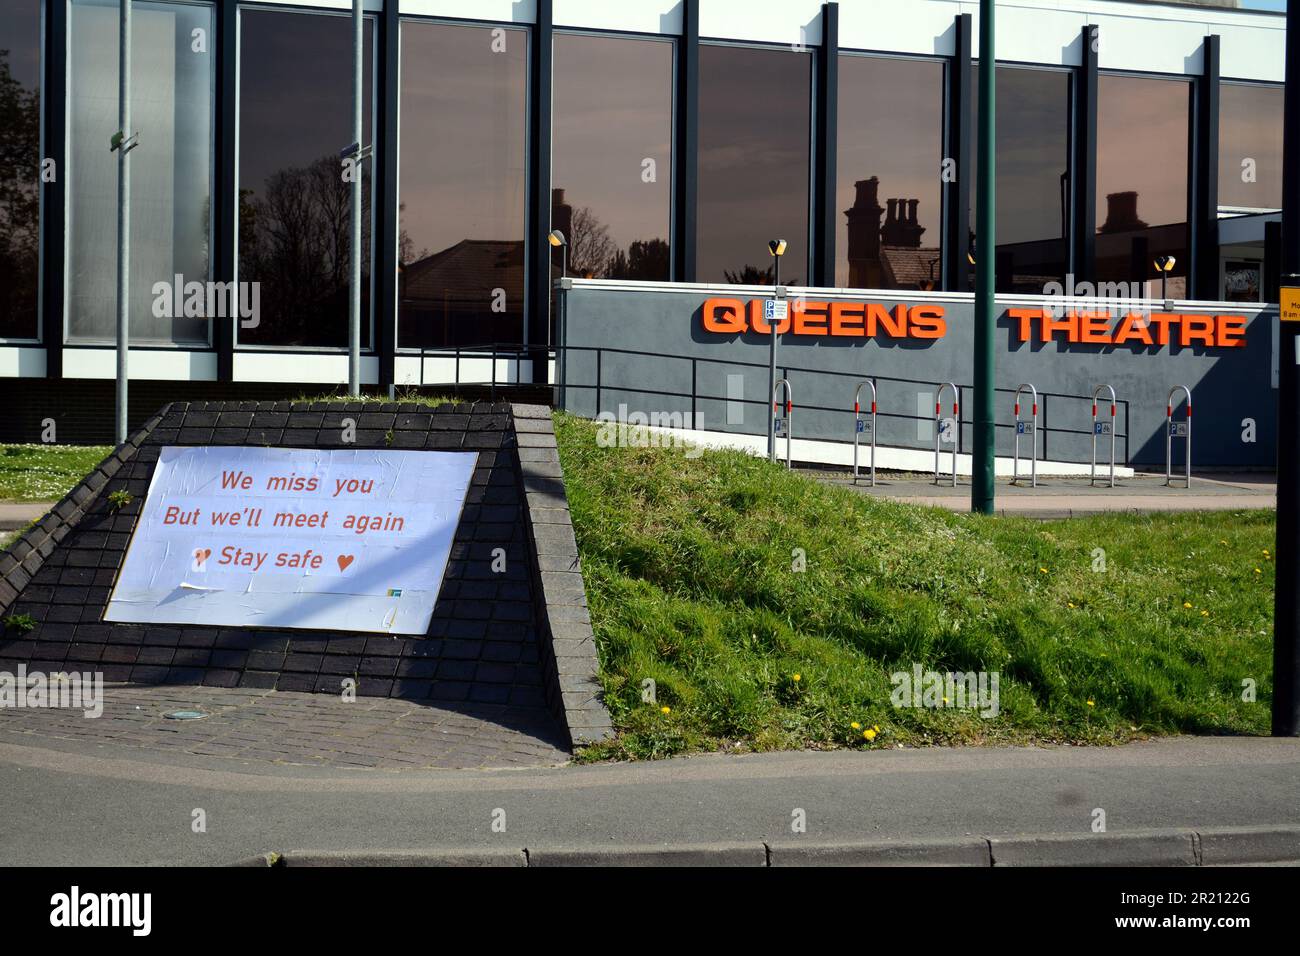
(556, 281, 1277, 469)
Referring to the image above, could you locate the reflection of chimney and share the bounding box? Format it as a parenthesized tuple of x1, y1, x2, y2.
(844, 177, 884, 288)
(881, 197, 926, 249)
(551, 188, 573, 241)
(1098, 190, 1147, 234)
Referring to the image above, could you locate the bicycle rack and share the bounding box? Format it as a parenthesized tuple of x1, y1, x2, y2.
(934, 382, 959, 487)
(852, 380, 878, 486)
(1166, 384, 1192, 488)
(1090, 384, 1118, 488)
(772, 379, 793, 469)
(1012, 383, 1039, 487)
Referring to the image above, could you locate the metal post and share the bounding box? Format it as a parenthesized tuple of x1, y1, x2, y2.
(934, 382, 959, 487)
(1165, 385, 1192, 488)
(971, 0, 996, 514)
(348, 0, 363, 397)
(767, 260, 781, 461)
(1090, 384, 1118, 488)
(773, 379, 793, 469)
(853, 380, 878, 487)
(1273, 0, 1300, 737)
(114, 0, 133, 445)
(1012, 384, 1038, 488)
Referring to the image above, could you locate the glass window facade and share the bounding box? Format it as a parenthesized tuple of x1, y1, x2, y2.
(238, 8, 373, 348)
(0, 1, 42, 340)
(836, 54, 944, 291)
(971, 64, 1071, 294)
(66, 0, 213, 345)
(697, 44, 811, 285)
(552, 33, 673, 282)
(398, 20, 527, 350)
(1094, 73, 1191, 296)
(1218, 81, 1283, 213)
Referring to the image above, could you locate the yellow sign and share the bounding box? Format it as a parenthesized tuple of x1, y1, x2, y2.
(1282, 287, 1300, 323)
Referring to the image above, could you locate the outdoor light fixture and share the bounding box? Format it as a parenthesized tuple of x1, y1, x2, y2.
(549, 229, 568, 278)
(768, 239, 787, 259)
(1154, 255, 1177, 302)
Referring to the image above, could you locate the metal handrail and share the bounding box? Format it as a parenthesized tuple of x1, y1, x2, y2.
(772, 379, 793, 469)
(852, 380, 878, 486)
(934, 382, 959, 486)
(1166, 384, 1192, 488)
(1091, 384, 1118, 487)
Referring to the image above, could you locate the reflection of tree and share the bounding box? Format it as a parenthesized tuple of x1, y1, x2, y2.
(567, 206, 616, 279)
(724, 264, 800, 286)
(0, 50, 40, 338)
(238, 154, 371, 345)
(607, 238, 670, 282)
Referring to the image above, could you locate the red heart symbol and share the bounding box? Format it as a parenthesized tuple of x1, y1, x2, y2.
(194, 548, 211, 563)
(337, 555, 354, 572)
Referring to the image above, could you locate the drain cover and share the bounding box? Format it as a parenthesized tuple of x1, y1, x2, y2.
(164, 710, 209, 720)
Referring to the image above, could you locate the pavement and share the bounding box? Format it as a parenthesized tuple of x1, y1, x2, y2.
(812, 470, 1276, 518)
(1, 711, 1297, 865)
(0, 502, 48, 531)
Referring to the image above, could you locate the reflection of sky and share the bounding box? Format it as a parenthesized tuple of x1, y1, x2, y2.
(972, 66, 1071, 246)
(399, 23, 527, 258)
(2, 2, 41, 89)
(239, 10, 373, 198)
(1096, 74, 1190, 229)
(697, 45, 811, 282)
(836, 55, 944, 284)
(1218, 83, 1283, 209)
(552, 34, 672, 254)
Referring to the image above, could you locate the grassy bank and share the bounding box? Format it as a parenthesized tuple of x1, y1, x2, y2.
(553, 414, 1275, 760)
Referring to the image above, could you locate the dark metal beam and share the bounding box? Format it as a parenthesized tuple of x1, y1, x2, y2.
(673, 0, 699, 283)
(943, 13, 971, 291)
(41, 0, 67, 379)
(1193, 35, 1220, 301)
(813, 3, 839, 288)
(376, 0, 400, 389)
(526, 0, 553, 381)
(214, 0, 237, 381)
(1072, 24, 1099, 283)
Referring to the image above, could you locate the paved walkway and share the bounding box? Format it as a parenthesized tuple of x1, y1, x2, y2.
(0, 734, 1295, 865)
(812, 470, 1276, 517)
(0, 685, 570, 770)
(0, 501, 49, 531)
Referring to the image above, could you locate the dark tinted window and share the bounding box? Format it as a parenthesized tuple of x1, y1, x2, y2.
(238, 9, 374, 347)
(1095, 73, 1191, 295)
(398, 20, 527, 349)
(971, 64, 1071, 293)
(837, 54, 944, 291)
(697, 44, 810, 285)
(1219, 82, 1282, 212)
(0, 1, 42, 339)
(552, 33, 672, 282)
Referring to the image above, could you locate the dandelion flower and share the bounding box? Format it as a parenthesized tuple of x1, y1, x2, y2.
(873, 725, 880, 733)
(1068, 602, 1076, 609)
(1255, 568, 1263, 574)
(1086, 700, 1095, 707)
(1183, 602, 1193, 609)
(792, 673, 801, 682)
(1201, 610, 1209, 617)
(864, 729, 877, 741)
(850, 722, 861, 730)
(1039, 567, 1048, 574)
(660, 706, 671, 715)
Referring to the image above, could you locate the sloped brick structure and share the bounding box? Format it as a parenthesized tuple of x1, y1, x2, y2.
(0, 401, 611, 750)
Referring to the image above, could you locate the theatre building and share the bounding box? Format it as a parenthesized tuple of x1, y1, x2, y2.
(0, 0, 1286, 469)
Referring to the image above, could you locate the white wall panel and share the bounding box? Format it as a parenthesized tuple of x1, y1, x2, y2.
(233, 352, 378, 385)
(63, 349, 218, 381)
(554, 0, 681, 35)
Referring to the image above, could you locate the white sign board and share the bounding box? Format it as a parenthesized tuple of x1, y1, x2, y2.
(105, 446, 478, 635)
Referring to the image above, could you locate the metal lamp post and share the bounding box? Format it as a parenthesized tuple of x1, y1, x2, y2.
(766, 239, 787, 461)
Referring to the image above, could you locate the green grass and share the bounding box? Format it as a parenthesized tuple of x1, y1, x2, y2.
(0, 444, 113, 502)
(553, 413, 1276, 760)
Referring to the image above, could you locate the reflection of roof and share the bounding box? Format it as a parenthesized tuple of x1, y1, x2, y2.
(401, 239, 523, 305)
(879, 246, 942, 290)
